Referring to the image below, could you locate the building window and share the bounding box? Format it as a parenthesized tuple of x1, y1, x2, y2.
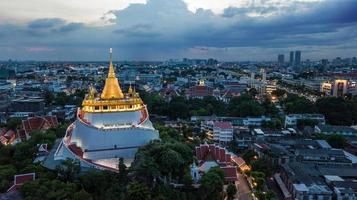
(103, 105, 108, 110)
(95, 106, 99, 110)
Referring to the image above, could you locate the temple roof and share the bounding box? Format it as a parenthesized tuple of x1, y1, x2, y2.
(101, 48, 124, 99)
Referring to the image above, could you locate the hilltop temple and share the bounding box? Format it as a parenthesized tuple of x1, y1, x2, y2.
(54, 49, 159, 170)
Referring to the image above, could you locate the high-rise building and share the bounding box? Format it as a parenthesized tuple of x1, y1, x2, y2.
(289, 51, 294, 65)
(54, 49, 159, 170)
(278, 54, 285, 66)
(321, 59, 328, 66)
(250, 72, 255, 88)
(352, 57, 357, 65)
(261, 68, 266, 83)
(295, 51, 301, 66)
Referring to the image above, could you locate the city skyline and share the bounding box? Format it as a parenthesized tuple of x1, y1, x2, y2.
(0, 0, 357, 61)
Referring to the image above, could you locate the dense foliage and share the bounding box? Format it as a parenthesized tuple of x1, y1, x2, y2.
(142, 92, 278, 120)
(282, 94, 357, 125)
(0, 131, 56, 192)
(241, 150, 277, 200)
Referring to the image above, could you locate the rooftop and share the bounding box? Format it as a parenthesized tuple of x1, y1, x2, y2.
(214, 121, 233, 129)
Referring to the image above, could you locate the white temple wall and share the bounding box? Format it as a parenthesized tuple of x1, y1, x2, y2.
(83, 110, 142, 127)
(71, 119, 159, 151)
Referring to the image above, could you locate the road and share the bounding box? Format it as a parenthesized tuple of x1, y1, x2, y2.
(236, 173, 252, 200)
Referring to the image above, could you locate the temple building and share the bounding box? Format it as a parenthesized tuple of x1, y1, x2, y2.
(54, 49, 159, 170)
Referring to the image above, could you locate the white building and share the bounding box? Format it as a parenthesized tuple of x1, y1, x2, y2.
(243, 116, 271, 127)
(213, 121, 233, 143)
(285, 114, 325, 127)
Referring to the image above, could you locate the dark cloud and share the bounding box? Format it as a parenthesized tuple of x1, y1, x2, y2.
(57, 23, 84, 33)
(28, 18, 65, 29)
(0, 0, 357, 61)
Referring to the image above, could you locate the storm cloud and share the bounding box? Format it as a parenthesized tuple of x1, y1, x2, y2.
(0, 0, 356, 61)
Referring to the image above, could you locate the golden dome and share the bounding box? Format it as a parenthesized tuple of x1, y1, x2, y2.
(101, 48, 124, 99)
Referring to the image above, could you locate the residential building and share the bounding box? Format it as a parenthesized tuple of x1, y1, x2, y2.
(315, 125, 357, 136)
(213, 121, 233, 143)
(285, 114, 325, 127)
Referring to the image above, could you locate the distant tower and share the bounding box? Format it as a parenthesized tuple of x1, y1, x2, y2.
(278, 54, 285, 66)
(261, 68, 266, 83)
(295, 51, 301, 66)
(289, 51, 294, 66)
(250, 72, 255, 88)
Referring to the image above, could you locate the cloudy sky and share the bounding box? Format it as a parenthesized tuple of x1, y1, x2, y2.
(0, 0, 356, 61)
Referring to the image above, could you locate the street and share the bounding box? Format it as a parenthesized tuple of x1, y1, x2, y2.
(236, 173, 252, 200)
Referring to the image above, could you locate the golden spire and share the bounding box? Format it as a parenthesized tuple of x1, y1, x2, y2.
(88, 84, 95, 100)
(128, 82, 133, 94)
(101, 48, 124, 99)
(108, 48, 115, 78)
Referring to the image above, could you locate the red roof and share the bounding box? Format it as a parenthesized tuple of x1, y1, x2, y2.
(68, 144, 83, 157)
(188, 85, 213, 97)
(231, 156, 246, 167)
(22, 116, 59, 135)
(7, 173, 35, 193)
(195, 144, 232, 164)
(214, 121, 233, 129)
(0, 128, 7, 135)
(221, 166, 238, 182)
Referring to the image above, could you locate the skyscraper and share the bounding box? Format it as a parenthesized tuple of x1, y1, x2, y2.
(289, 51, 294, 65)
(278, 54, 285, 66)
(295, 51, 301, 66)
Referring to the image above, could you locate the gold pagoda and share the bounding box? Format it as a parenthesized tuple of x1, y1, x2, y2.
(81, 48, 144, 113)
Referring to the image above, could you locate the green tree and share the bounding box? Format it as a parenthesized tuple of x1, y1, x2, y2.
(241, 150, 257, 164)
(44, 89, 54, 106)
(200, 167, 225, 200)
(182, 173, 193, 189)
(6, 118, 22, 130)
(55, 92, 70, 106)
(127, 181, 151, 200)
(327, 134, 347, 149)
(316, 97, 355, 125)
(56, 158, 80, 182)
(0, 165, 16, 192)
(118, 157, 128, 183)
(226, 183, 237, 200)
(251, 171, 266, 190)
(131, 152, 160, 186)
(271, 89, 286, 98)
(283, 95, 316, 114)
(73, 189, 93, 200)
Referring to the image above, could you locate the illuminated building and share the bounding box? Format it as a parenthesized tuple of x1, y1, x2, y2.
(54, 49, 159, 170)
(332, 80, 348, 97)
(320, 80, 348, 97)
(321, 81, 333, 96)
(266, 80, 277, 95)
